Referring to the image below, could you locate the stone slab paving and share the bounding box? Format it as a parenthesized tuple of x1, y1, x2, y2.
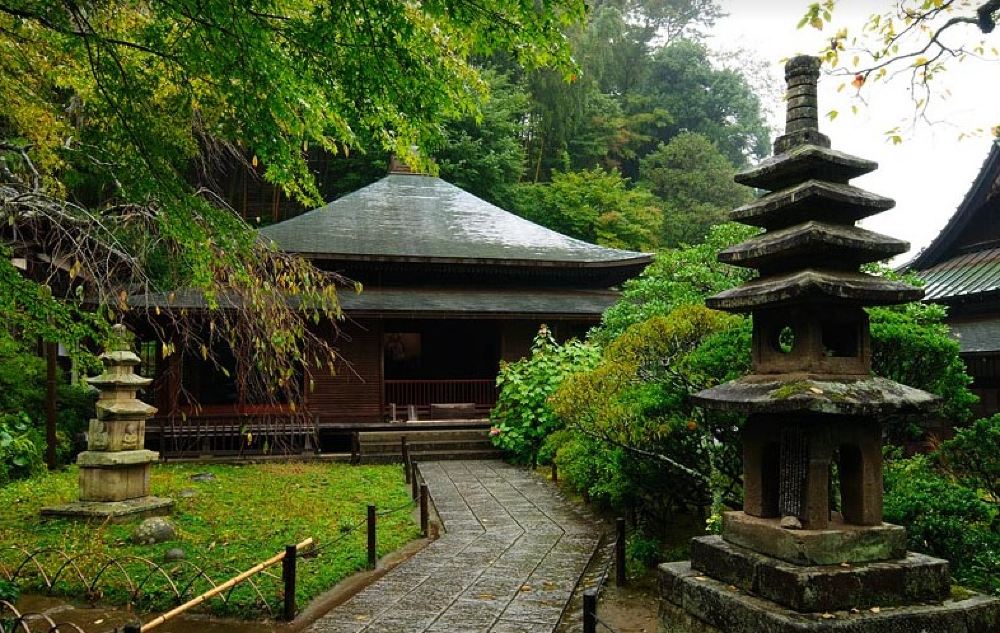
(307, 460, 601, 633)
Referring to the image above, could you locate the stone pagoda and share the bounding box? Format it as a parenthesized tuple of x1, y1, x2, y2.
(43, 325, 173, 521)
(658, 56, 1000, 632)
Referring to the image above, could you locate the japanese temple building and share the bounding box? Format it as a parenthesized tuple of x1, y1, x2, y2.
(142, 162, 651, 454)
(909, 140, 1000, 418)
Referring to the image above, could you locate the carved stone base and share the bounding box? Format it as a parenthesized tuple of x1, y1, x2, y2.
(659, 560, 1000, 633)
(722, 511, 906, 565)
(40, 496, 174, 523)
(690, 535, 949, 613)
(77, 449, 159, 502)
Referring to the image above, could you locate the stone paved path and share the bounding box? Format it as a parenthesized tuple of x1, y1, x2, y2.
(307, 460, 601, 633)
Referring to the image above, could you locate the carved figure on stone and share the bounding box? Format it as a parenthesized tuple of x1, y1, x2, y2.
(88, 419, 110, 451)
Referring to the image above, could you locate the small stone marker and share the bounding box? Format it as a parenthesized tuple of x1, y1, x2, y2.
(133, 517, 177, 545)
(42, 325, 173, 521)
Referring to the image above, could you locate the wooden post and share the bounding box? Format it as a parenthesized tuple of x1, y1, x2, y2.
(367, 504, 377, 569)
(583, 589, 597, 633)
(420, 484, 429, 537)
(351, 432, 360, 465)
(402, 436, 410, 481)
(45, 341, 58, 470)
(616, 517, 627, 587)
(411, 461, 419, 500)
(282, 544, 297, 620)
(551, 461, 558, 483)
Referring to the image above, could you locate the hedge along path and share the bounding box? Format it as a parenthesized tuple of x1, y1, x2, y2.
(306, 460, 601, 633)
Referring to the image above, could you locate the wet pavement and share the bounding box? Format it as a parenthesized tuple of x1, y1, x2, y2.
(306, 461, 601, 633)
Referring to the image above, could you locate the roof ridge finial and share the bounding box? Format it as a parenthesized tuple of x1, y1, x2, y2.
(774, 55, 830, 154)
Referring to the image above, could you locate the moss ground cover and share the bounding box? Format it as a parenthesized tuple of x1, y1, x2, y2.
(0, 462, 419, 617)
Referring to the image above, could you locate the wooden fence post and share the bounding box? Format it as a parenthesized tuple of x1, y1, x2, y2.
(411, 461, 419, 500)
(616, 516, 627, 587)
(583, 589, 597, 633)
(420, 484, 429, 537)
(402, 437, 410, 482)
(551, 461, 558, 483)
(282, 544, 297, 620)
(367, 504, 378, 569)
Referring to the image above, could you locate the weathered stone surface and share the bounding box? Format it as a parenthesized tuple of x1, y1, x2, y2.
(40, 496, 173, 522)
(690, 536, 950, 613)
(729, 180, 894, 229)
(718, 221, 908, 270)
(721, 513, 906, 566)
(132, 517, 177, 545)
(694, 376, 939, 416)
(705, 269, 923, 313)
(659, 560, 1000, 632)
(190, 472, 216, 483)
(164, 547, 186, 562)
(306, 461, 599, 633)
(77, 449, 159, 467)
(79, 461, 152, 502)
(736, 145, 876, 191)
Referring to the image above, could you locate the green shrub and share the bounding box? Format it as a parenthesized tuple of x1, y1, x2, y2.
(0, 413, 45, 485)
(884, 453, 998, 593)
(939, 414, 1000, 511)
(626, 533, 661, 576)
(490, 327, 600, 464)
(0, 333, 96, 475)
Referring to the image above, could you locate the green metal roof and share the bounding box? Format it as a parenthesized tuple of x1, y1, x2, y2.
(918, 248, 1000, 302)
(259, 174, 652, 267)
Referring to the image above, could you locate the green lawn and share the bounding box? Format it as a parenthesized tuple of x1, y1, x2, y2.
(0, 462, 420, 617)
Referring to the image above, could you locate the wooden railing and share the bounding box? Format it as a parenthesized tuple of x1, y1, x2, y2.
(384, 379, 498, 409)
(150, 412, 318, 459)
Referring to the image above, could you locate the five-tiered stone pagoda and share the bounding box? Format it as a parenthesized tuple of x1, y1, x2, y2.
(659, 55, 1000, 632)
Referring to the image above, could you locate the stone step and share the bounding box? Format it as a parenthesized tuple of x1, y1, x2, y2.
(358, 428, 490, 443)
(361, 439, 495, 454)
(360, 449, 505, 464)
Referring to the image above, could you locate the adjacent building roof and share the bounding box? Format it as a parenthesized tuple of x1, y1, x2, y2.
(948, 317, 1000, 353)
(129, 287, 619, 319)
(919, 247, 1000, 303)
(259, 174, 653, 269)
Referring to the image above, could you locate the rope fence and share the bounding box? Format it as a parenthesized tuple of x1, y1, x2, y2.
(0, 489, 425, 633)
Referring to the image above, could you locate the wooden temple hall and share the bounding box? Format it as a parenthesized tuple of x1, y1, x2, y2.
(138, 161, 652, 457)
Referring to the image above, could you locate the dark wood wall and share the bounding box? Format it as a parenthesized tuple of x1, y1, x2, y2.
(963, 352, 1000, 419)
(308, 320, 384, 424)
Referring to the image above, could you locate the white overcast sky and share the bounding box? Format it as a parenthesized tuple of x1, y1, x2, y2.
(708, 0, 1000, 263)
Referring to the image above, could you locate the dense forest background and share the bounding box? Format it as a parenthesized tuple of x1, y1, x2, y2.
(273, 0, 772, 252)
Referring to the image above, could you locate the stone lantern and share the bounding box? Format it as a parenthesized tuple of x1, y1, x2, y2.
(43, 325, 173, 520)
(658, 56, 1000, 632)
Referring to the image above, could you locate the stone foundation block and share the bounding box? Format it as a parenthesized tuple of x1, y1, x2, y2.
(659, 561, 1000, 633)
(722, 511, 906, 565)
(690, 535, 950, 612)
(40, 496, 174, 523)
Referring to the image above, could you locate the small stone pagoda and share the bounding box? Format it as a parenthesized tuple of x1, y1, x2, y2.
(43, 325, 172, 521)
(659, 56, 1000, 632)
